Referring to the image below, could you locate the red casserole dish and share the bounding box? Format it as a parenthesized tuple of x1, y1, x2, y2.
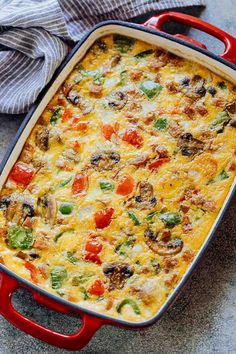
(0, 11, 235, 350)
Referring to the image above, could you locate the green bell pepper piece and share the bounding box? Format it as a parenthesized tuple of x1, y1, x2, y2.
(8, 225, 33, 250)
(154, 117, 167, 131)
(116, 298, 141, 315)
(218, 169, 229, 180)
(60, 177, 72, 187)
(160, 212, 181, 228)
(119, 70, 128, 86)
(80, 286, 90, 300)
(127, 211, 140, 225)
(208, 169, 229, 184)
(210, 111, 230, 133)
(72, 272, 95, 285)
(146, 211, 158, 223)
(50, 107, 63, 125)
(151, 259, 161, 274)
(139, 80, 163, 99)
(114, 34, 135, 53)
(99, 180, 114, 191)
(134, 49, 154, 59)
(66, 251, 78, 264)
(51, 266, 67, 289)
(115, 237, 136, 256)
(217, 81, 227, 90)
(54, 229, 74, 242)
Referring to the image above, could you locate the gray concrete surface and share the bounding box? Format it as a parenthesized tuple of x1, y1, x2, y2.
(0, 0, 235, 353)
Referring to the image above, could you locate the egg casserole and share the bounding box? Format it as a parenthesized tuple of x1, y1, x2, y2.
(0, 34, 235, 322)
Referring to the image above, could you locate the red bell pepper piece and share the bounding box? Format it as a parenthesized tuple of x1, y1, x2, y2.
(148, 157, 170, 171)
(73, 141, 81, 151)
(122, 128, 143, 148)
(102, 124, 115, 140)
(89, 279, 105, 296)
(9, 163, 35, 187)
(85, 240, 103, 254)
(101, 123, 119, 140)
(94, 207, 114, 229)
(70, 118, 88, 132)
(84, 252, 102, 265)
(25, 261, 39, 284)
(72, 173, 88, 195)
(61, 108, 73, 123)
(116, 175, 134, 196)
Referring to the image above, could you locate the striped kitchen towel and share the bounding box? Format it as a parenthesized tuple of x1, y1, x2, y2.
(0, 0, 205, 114)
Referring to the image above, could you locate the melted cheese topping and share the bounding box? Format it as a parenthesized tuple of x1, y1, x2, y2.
(0, 35, 235, 322)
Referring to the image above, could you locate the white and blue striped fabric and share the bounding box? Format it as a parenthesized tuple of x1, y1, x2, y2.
(0, 0, 205, 114)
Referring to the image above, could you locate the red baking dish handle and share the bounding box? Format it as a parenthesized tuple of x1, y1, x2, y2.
(0, 272, 103, 350)
(144, 11, 236, 65)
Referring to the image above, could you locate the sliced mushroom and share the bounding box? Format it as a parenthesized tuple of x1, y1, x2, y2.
(90, 150, 120, 171)
(37, 195, 57, 225)
(128, 153, 148, 167)
(62, 81, 74, 96)
(46, 196, 57, 225)
(103, 263, 133, 291)
(20, 143, 34, 164)
(133, 182, 157, 210)
(225, 101, 236, 118)
(0, 197, 10, 210)
(67, 87, 92, 114)
(145, 228, 183, 256)
(140, 182, 154, 200)
(90, 38, 108, 56)
(110, 54, 121, 68)
(35, 126, 49, 151)
(225, 101, 236, 127)
(180, 77, 190, 87)
(166, 77, 190, 94)
(177, 133, 205, 156)
(22, 202, 35, 218)
(230, 119, 236, 128)
(8, 201, 22, 223)
(67, 88, 81, 105)
(207, 86, 217, 96)
(29, 251, 40, 260)
(181, 75, 206, 100)
(0, 197, 16, 222)
(192, 75, 206, 96)
(11, 202, 34, 224)
(0, 197, 35, 225)
(93, 39, 108, 53)
(108, 91, 128, 110)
